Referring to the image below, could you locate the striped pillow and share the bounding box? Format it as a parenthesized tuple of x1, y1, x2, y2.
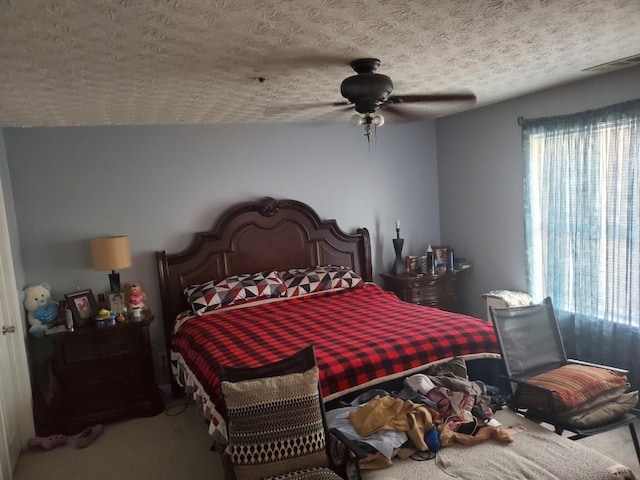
(264, 467, 343, 480)
(519, 364, 628, 412)
(221, 366, 329, 480)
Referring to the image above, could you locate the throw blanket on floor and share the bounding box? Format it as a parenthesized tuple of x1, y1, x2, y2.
(361, 408, 636, 480)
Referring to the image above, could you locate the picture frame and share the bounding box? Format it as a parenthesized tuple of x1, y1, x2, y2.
(64, 289, 99, 326)
(433, 245, 449, 273)
(106, 290, 127, 315)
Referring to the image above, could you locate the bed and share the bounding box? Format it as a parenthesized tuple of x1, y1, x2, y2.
(155, 197, 501, 443)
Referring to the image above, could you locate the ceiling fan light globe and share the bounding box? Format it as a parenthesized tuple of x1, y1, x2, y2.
(373, 114, 385, 126)
(350, 114, 364, 126)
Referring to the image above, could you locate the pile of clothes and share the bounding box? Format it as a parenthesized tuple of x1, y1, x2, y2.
(326, 357, 511, 470)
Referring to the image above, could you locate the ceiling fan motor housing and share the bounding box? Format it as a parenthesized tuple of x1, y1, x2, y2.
(340, 73, 394, 113)
(338, 57, 476, 121)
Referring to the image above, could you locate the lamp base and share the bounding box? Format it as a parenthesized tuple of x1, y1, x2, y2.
(108, 271, 121, 292)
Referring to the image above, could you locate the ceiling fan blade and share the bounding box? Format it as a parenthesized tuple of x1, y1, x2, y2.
(299, 110, 353, 124)
(380, 104, 424, 122)
(387, 93, 477, 104)
(336, 104, 354, 112)
(264, 53, 354, 69)
(265, 101, 350, 116)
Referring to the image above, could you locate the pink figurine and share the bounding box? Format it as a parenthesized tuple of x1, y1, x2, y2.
(123, 282, 148, 311)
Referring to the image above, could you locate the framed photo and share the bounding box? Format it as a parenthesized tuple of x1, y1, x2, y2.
(433, 245, 449, 273)
(64, 289, 99, 326)
(106, 290, 127, 314)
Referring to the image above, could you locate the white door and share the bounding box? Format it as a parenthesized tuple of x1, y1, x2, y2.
(0, 304, 20, 480)
(0, 175, 35, 479)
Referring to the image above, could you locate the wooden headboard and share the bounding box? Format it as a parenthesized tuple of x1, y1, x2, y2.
(156, 197, 372, 390)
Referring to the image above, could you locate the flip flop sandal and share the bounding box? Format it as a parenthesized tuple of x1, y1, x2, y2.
(27, 434, 67, 450)
(74, 424, 104, 448)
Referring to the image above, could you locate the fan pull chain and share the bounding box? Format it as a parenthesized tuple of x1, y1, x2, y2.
(374, 123, 378, 150)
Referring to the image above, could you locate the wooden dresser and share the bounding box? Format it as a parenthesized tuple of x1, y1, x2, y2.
(380, 271, 466, 313)
(31, 311, 164, 435)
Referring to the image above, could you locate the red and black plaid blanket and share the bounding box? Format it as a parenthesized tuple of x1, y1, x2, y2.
(172, 283, 498, 435)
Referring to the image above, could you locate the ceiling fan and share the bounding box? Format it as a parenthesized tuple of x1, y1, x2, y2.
(334, 58, 476, 141)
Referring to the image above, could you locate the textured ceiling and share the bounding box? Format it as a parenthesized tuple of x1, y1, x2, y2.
(1, 0, 639, 127)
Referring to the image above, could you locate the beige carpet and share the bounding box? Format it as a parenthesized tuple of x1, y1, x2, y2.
(13, 400, 639, 480)
(14, 399, 221, 480)
(576, 420, 640, 478)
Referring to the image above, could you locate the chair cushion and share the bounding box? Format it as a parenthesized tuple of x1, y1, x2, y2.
(518, 364, 628, 412)
(264, 466, 343, 480)
(558, 390, 638, 428)
(221, 366, 329, 480)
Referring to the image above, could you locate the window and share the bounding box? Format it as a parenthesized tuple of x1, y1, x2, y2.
(523, 99, 640, 327)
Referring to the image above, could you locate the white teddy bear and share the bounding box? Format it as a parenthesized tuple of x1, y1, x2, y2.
(24, 282, 59, 336)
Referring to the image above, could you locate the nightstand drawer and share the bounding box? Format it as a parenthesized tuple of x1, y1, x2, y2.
(63, 370, 147, 414)
(411, 286, 440, 303)
(380, 271, 465, 313)
(58, 331, 144, 364)
(57, 353, 150, 386)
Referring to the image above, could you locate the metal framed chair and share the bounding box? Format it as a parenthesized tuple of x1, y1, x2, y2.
(489, 297, 640, 464)
(218, 346, 362, 480)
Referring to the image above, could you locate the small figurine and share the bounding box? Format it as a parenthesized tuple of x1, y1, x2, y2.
(123, 281, 148, 312)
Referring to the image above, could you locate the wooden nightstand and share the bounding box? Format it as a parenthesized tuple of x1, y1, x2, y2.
(33, 311, 164, 434)
(380, 271, 466, 312)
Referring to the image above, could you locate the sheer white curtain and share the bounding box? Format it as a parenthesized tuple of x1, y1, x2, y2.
(523, 99, 640, 387)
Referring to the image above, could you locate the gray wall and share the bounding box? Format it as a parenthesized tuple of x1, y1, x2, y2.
(4, 120, 441, 382)
(436, 66, 640, 319)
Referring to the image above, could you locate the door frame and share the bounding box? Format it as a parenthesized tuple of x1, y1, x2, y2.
(0, 171, 35, 477)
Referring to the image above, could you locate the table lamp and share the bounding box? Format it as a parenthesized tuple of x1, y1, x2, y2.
(90, 236, 132, 292)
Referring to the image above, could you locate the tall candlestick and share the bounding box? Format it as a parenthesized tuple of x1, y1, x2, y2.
(392, 236, 406, 274)
(392, 221, 406, 274)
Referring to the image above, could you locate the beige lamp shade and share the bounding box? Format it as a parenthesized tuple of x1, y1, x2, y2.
(90, 236, 132, 271)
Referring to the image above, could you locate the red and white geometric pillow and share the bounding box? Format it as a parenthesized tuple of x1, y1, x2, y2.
(281, 265, 363, 298)
(184, 270, 285, 316)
